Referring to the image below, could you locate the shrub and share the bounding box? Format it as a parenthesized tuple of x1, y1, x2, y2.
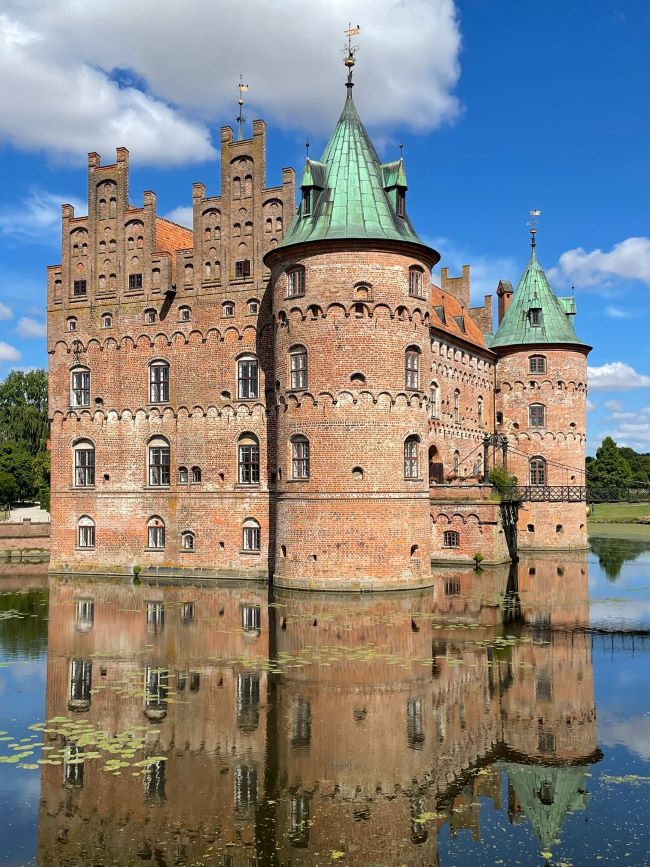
(488, 466, 519, 496)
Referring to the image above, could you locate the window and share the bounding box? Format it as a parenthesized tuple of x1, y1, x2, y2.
(101, 313, 112, 328)
(287, 267, 305, 298)
(408, 267, 424, 298)
(405, 348, 420, 389)
(242, 519, 261, 552)
(146, 602, 164, 631)
(74, 441, 95, 486)
(75, 598, 94, 633)
(478, 395, 483, 424)
(397, 189, 406, 218)
(404, 435, 419, 479)
(144, 308, 157, 324)
(147, 516, 165, 549)
(179, 306, 191, 322)
(529, 307, 542, 327)
(291, 436, 310, 479)
(302, 189, 311, 216)
(292, 698, 311, 748)
(529, 404, 546, 427)
(454, 389, 460, 424)
(443, 531, 460, 548)
(222, 301, 235, 317)
(181, 531, 195, 551)
(178, 466, 188, 483)
(237, 672, 260, 731)
(77, 516, 95, 549)
(69, 659, 92, 712)
(148, 438, 170, 486)
(453, 450, 460, 475)
(73, 279, 87, 296)
(129, 273, 143, 290)
(191, 466, 201, 483)
(237, 355, 258, 400)
(290, 346, 308, 389)
(529, 355, 547, 374)
(149, 362, 169, 403)
(430, 382, 439, 418)
(247, 299, 259, 315)
(242, 604, 261, 633)
(181, 602, 195, 623)
(538, 731, 556, 754)
(235, 259, 251, 279)
(529, 457, 547, 486)
(234, 765, 257, 812)
(238, 435, 260, 484)
(67, 317, 77, 332)
(70, 368, 90, 407)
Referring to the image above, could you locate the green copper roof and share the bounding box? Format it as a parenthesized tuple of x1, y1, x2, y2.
(490, 247, 590, 350)
(275, 88, 428, 252)
(502, 763, 590, 851)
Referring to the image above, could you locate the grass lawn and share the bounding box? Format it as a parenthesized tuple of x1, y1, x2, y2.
(589, 502, 650, 523)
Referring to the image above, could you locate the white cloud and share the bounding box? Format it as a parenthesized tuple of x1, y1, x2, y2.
(0, 302, 12, 320)
(0, 342, 21, 362)
(554, 236, 650, 290)
(16, 317, 46, 339)
(430, 236, 519, 305)
(604, 305, 632, 319)
(588, 362, 650, 390)
(0, 187, 84, 243)
(611, 422, 650, 450)
(604, 399, 624, 411)
(600, 715, 650, 762)
(164, 206, 193, 229)
(0, 1, 461, 166)
(586, 399, 597, 412)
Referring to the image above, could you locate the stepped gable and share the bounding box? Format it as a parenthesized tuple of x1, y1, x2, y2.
(155, 217, 193, 270)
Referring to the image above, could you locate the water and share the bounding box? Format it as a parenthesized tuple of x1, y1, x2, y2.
(1, 537, 649, 867)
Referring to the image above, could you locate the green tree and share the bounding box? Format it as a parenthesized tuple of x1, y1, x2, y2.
(0, 444, 35, 503)
(587, 437, 632, 490)
(33, 450, 50, 512)
(0, 369, 48, 456)
(0, 470, 17, 508)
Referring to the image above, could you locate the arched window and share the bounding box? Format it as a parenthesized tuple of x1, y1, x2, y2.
(529, 355, 547, 374)
(409, 266, 424, 298)
(404, 435, 420, 479)
(289, 346, 308, 390)
(77, 516, 95, 549)
(147, 516, 165, 549)
(430, 382, 439, 418)
(454, 389, 460, 424)
(101, 313, 112, 328)
(238, 434, 260, 485)
(144, 308, 157, 324)
(179, 306, 191, 322)
(73, 440, 95, 487)
(148, 438, 170, 487)
(70, 367, 90, 408)
(453, 450, 460, 475)
(529, 457, 546, 486)
(184, 264, 193, 285)
(477, 395, 484, 424)
(178, 466, 188, 484)
(529, 404, 546, 427)
(191, 466, 201, 483)
(67, 317, 77, 332)
(443, 531, 460, 548)
(291, 436, 310, 479)
(405, 347, 420, 389)
(242, 518, 261, 552)
(287, 267, 305, 298)
(181, 531, 195, 551)
(237, 355, 258, 400)
(247, 298, 259, 315)
(149, 361, 169, 403)
(244, 174, 253, 197)
(222, 301, 235, 317)
(233, 176, 241, 198)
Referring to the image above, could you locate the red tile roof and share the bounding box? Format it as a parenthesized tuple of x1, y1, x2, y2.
(155, 217, 193, 270)
(430, 283, 488, 351)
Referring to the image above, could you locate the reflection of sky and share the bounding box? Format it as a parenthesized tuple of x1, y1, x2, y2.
(588, 544, 650, 630)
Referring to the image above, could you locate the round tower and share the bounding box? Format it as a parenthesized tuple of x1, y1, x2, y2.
(492, 236, 591, 551)
(264, 73, 440, 590)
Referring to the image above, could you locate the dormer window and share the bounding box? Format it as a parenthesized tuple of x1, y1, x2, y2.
(303, 189, 311, 216)
(397, 189, 406, 218)
(529, 307, 542, 327)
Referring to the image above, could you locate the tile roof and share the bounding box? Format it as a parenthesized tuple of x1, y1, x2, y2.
(155, 217, 193, 270)
(429, 283, 488, 350)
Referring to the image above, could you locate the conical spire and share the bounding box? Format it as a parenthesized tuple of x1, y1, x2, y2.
(490, 244, 590, 350)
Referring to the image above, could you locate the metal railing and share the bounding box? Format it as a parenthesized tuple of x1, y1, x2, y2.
(501, 485, 587, 503)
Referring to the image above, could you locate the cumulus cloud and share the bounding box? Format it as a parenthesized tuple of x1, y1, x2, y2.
(16, 317, 46, 339)
(610, 422, 650, 450)
(430, 236, 519, 305)
(0, 1, 461, 166)
(554, 236, 650, 290)
(0, 302, 12, 320)
(164, 206, 193, 229)
(604, 305, 632, 319)
(0, 187, 85, 243)
(0, 342, 21, 362)
(604, 399, 624, 411)
(588, 362, 650, 390)
(600, 715, 650, 761)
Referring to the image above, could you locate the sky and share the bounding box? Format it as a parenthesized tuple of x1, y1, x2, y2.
(0, 0, 649, 455)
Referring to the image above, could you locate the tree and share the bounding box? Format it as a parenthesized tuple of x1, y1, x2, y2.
(0, 369, 48, 456)
(33, 450, 50, 512)
(0, 444, 35, 503)
(587, 437, 632, 490)
(0, 471, 17, 509)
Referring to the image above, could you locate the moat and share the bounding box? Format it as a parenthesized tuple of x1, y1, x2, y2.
(1, 533, 649, 866)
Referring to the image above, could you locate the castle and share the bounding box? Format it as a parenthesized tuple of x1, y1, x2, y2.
(47, 70, 591, 588)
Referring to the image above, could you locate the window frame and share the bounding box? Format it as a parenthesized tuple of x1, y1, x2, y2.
(529, 403, 546, 428)
(443, 530, 460, 548)
(144, 308, 157, 325)
(404, 435, 420, 479)
(101, 313, 112, 328)
(291, 436, 310, 480)
(70, 367, 91, 408)
(235, 259, 251, 279)
(149, 361, 169, 404)
(408, 267, 424, 298)
(179, 306, 191, 322)
(180, 531, 195, 551)
(73, 279, 87, 297)
(529, 307, 542, 327)
(242, 520, 261, 553)
(73, 441, 95, 487)
(529, 456, 547, 486)
(148, 439, 170, 487)
(238, 435, 260, 485)
(529, 354, 547, 374)
(222, 301, 235, 318)
(237, 355, 259, 401)
(287, 267, 306, 298)
(67, 317, 77, 332)
(77, 516, 95, 549)
(128, 273, 143, 290)
(289, 346, 308, 390)
(147, 516, 166, 550)
(405, 347, 420, 390)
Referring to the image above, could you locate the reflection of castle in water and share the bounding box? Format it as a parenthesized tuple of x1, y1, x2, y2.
(38, 556, 599, 865)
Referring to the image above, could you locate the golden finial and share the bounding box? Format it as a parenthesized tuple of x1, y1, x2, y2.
(343, 24, 361, 91)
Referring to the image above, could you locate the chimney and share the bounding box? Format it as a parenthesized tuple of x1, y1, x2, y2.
(497, 280, 514, 324)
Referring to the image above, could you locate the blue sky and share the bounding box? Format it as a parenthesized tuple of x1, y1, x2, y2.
(1, 0, 649, 454)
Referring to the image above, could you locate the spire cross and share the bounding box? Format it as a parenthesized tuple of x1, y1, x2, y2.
(236, 74, 249, 141)
(343, 23, 361, 91)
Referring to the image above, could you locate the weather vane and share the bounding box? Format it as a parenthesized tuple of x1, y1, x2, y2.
(343, 23, 361, 88)
(236, 74, 249, 141)
(527, 209, 541, 248)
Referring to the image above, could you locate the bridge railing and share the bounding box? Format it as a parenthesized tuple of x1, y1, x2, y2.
(501, 485, 587, 503)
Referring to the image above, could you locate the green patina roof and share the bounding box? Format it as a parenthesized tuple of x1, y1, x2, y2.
(491, 248, 590, 350)
(502, 763, 590, 851)
(275, 88, 427, 252)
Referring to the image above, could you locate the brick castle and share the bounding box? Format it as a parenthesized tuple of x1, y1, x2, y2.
(47, 70, 591, 588)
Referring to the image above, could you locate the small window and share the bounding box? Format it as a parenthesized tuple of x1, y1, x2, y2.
(430, 382, 439, 418)
(144, 308, 157, 324)
(77, 516, 95, 549)
(247, 299, 259, 315)
(101, 313, 112, 328)
(405, 347, 420, 389)
(235, 259, 251, 279)
(453, 450, 460, 475)
(70, 368, 90, 408)
(238, 435, 260, 485)
(496, 411, 504, 425)
(67, 317, 77, 332)
(302, 189, 311, 216)
(179, 306, 191, 322)
(242, 604, 261, 633)
(289, 346, 308, 390)
(149, 362, 169, 403)
(74, 441, 95, 487)
(191, 466, 201, 483)
(408, 267, 424, 298)
(147, 516, 165, 550)
(291, 436, 310, 480)
(181, 531, 195, 551)
(237, 355, 258, 400)
(529, 307, 542, 327)
(287, 267, 306, 298)
(73, 279, 87, 296)
(529, 457, 546, 486)
(129, 273, 143, 290)
(477, 395, 483, 424)
(529, 404, 546, 427)
(454, 389, 460, 424)
(397, 189, 406, 218)
(404, 435, 419, 479)
(178, 466, 188, 484)
(148, 438, 170, 486)
(443, 531, 460, 548)
(529, 355, 547, 374)
(222, 301, 235, 318)
(242, 519, 261, 552)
